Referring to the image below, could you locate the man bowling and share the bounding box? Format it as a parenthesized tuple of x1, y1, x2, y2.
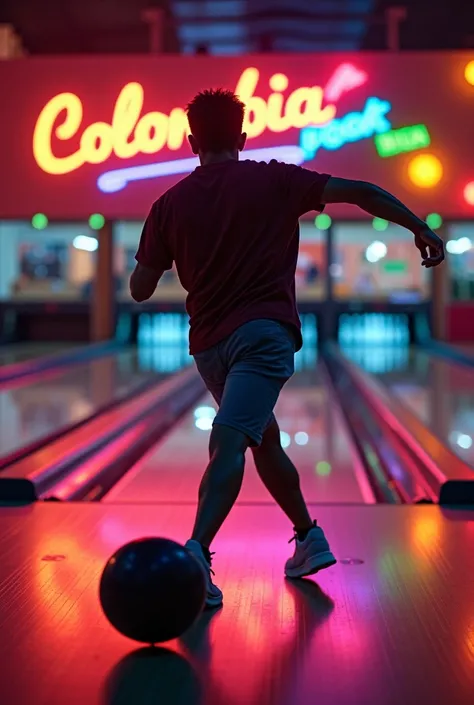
(130, 88, 444, 607)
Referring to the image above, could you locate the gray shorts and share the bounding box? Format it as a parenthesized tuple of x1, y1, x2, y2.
(193, 319, 295, 447)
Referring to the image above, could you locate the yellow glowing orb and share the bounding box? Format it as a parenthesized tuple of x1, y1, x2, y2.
(407, 154, 443, 189)
(464, 181, 474, 206)
(464, 60, 474, 86)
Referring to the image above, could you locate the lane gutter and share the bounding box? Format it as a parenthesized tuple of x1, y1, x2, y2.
(326, 343, 474, 505)
(0, 366, 185, 471)
(0, 367, 205, 503)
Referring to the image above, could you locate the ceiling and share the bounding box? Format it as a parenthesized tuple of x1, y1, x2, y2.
(173, 0, 375, 54)
(0, 0, 473, 55)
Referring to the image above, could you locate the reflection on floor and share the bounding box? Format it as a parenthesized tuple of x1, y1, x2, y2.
(105, 364, 373, 505)
(0, 343, 73, 367)
(0, 347, 188, 462)
(1, 502, 472, 705)
(4, 310, 474, 481)
(341, 345, 410, 373)
(352, 346, 474, 469)
(137, 344, 193, 373)
(2, 314, 474, 705)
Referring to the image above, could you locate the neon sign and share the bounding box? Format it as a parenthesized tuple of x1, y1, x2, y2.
(300, 97, 392, 159)
(324, 63, 367, 102)
(98, 145, 306, 193)
(32, 61, 435, 194)
(374, 124, 431, 158)
(33, 67, 342, 176)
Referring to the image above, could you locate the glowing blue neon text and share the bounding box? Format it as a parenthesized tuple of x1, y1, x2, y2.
(300, 97, 392, 159)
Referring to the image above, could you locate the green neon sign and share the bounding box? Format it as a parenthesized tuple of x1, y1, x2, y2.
(383, 260, 408, 273)
(374, 124, 431, 158)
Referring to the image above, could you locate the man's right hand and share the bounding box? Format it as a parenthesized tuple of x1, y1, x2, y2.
(414, 226, 445, 268)
(320, 177, 446, 267)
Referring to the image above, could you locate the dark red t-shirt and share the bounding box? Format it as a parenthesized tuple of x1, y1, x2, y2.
(135, 159, 330, 355)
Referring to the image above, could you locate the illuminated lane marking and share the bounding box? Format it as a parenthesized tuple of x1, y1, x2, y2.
(97, 145, 306, 193)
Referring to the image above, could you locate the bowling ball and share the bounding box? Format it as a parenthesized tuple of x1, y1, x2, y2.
(99, 537, 206, 644)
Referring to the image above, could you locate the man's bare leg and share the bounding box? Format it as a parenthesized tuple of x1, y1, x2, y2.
(191, 424, 248, 548)
(251, 418, 313, 530)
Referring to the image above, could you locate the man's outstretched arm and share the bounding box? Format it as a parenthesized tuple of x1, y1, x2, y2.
(321, 177, 445, 268)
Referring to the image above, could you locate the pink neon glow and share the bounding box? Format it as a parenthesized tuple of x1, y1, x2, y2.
(325, 63, 368, 102)
(464, 181, 474, 206)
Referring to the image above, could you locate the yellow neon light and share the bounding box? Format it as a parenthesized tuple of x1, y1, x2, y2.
(464, 60, 474, 86)
(33, 68, 337, 175)
(407, 153, 443, 189)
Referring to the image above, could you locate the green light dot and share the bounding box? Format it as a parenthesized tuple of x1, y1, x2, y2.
(31, 213, 48, 230)
(372, 217, 389, 232)
(314, 214, 332, 230)
(315, 461, 332, 476)
(426, 212, 443, 230)
(89, 214, 105, 230)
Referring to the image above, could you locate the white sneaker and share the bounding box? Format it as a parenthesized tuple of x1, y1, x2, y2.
(285, 523, 336, 579)
(185, 539, 223, 608)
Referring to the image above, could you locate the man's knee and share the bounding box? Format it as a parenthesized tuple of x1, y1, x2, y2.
(210, 423, 249, 457)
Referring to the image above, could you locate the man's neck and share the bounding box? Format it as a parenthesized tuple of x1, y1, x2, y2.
(200, 150, 238, 166)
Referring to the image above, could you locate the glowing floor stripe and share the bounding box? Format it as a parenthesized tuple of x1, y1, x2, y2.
(97, 145, 306, 193)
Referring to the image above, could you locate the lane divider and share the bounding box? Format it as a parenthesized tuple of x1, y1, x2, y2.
(0, 366, 205, 503)
(326, 343, 474, 505)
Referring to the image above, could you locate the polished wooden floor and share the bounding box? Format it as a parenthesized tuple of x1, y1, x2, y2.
(0, 502, 473, 705)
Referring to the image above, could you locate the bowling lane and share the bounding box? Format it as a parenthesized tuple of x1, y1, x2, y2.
(104, 362, 374, 504)
(0, 344, 192, 462)
(0, 343, 74, 367)
(343, 346, 474, 469)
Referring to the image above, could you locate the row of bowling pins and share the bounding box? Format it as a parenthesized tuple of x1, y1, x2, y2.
(138, 313, 188, 345)
(136, 312, 409, 347)
(338, 313, 410, 346)
(136, 313, 319, 346)
(135, 343, 403, 375)
(134, 341, 319, 374)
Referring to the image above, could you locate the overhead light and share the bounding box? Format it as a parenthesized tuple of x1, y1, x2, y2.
(31, 213, 48, 230)
(425, 213, 443, 230)
(89, 213, 105, 230)
(366, 240, 387, 263)
(314, 214, 332, 230)
(446, 238, 471, 255)
(372, 217, 388, 232)
(73, 235, 98, 252)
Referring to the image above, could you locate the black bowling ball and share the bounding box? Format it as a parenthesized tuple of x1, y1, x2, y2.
(99, 537, 206, 644)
